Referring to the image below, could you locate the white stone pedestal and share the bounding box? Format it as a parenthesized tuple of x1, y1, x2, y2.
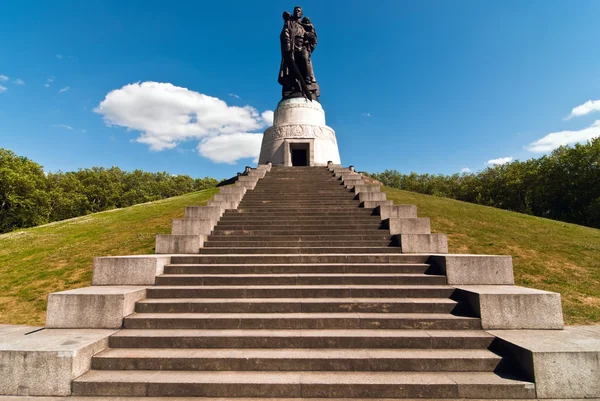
(258, 98, 341, 166)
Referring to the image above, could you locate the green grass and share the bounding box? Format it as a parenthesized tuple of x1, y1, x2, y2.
(0, 188, 219, 326)
(1, 185, 599, 326)
(383, 186, 600, 325)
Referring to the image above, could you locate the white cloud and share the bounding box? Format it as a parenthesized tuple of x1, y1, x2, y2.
(228, 93, 241, 99)
(261, 110, 274, 126)
(460, 167, 472, 173)
(81, 129, 87, 133)
(198, 133, 263, 164)
(56, 54, 63, 59)
(487, 157, 513, 165)
(59, 86, 70, 93)
(0, 75, 8, 82)
(362, 112, 372, 117)
(526, 120, 600, 153)
(44, 84, 50, 88)
(566, 100, 600, 119)
(0, 85, 6, 93)
(53, 124, 73, 130)
(13, 78, 25, 85)
(94, 82, 272, 162)
(44, 77, 54, 88)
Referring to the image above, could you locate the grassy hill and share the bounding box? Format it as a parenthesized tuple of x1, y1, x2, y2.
(0, 185, 598, 326)
(0, 188, 219, 325)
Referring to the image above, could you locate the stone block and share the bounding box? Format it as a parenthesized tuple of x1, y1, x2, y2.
(358, 192, 387, 202)
(247, 169, 266, 178)
(237, 175, 259, 183)
(343, 179, 364, 189)
(184, 205, 223, 220)
(353, 184, 380, 194)
(155, 234, 203, 254)
(399, 233, 448, 253)
(219, 186, 246, 195)
(388, 217, 431, 235)
(490, 326, 600, 398)
(362, 200, 393, 208)
(92, 255, 171, 285)
(454, 285, 563, 329)
(429, 254, 514, 285)
(213, 193, 243, 205)
(328, 163, 342, 171)
(236, 180, 257, 190)
(208, 200, 239, 210)
(46, 286, 146, 329)
(0, 328, 116, 396)
(172, 218, 214, 235)
(378, 204, 418, 219)
(337, 172, 360, 179)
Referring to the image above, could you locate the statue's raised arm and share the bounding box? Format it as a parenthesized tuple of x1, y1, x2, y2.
(278, 6, 320, 101)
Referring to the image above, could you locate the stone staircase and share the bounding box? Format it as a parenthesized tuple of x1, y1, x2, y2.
(71, 166, 536, 398)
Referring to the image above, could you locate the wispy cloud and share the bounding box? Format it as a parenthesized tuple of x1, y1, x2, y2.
(59, 86, 70, 93)
(460, 167, 472, 173)
(0, 85, 7, 93)
(487, 157, 513, 166)
(361, 112, 372, 117)
(44, 77, 54, 88)
(81, 129, 87, 133)
(53, 124, 73, 130)
(56, 54, 63, 59)
(13, 78, 25, 85)
(526, 120, 600, 153)
(566, 99, 600, 120)
(228, 93, 241, 99)
(0, 75, 8, 82)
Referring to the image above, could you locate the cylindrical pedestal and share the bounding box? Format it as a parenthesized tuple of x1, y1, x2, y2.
(258, 98, 341, 166)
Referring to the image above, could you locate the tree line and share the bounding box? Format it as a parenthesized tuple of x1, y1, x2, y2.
(366, 138, 600, 229)
(0, 148, 218, 233)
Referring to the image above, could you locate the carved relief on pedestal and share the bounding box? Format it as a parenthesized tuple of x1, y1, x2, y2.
(263, 124, 337, 145)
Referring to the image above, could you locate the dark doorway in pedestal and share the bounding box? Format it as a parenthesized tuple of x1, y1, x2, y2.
(291, 148, 308, 166)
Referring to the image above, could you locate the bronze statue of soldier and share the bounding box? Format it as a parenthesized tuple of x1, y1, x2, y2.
(278, 6, 320, 101)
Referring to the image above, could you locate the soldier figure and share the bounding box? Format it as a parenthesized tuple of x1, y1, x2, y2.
(278, 6, 320, 101)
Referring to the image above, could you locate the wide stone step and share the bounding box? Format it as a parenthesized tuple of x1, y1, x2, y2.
(91, 348, 501, 372)
(123, 312, 482, 330)
(218, 216, 379, 222)
(198, 247, 402, 255)
(147, 285, 455, 299)
(206, 234, 393, 242)
(135, 297, 457, 314)
(72, 370, 535, 398)
(170, 254, 429, 264)
(225, 210, 375, 216)
(108, 329, 496, 349)
(203, 240, 392, 248)
(210, 230, 390, 236)
(213, 222, 383, 229)
(154, 273, 445, 286)
(164, 263, 430, 274)
(235, 208, 376, 213)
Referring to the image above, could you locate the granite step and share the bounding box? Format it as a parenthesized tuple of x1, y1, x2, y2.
(198, 247, 403, 255)
(146, 285, 455, 299)
(107, 329, 496, 350)
(134, 297, 457, 314)
(164, 263, 430, 274)
(209, 230, 391, 236)
(170, 254, 430, 264)
(72, 370, 535, 398)
(122, 312, 481, 330)
(91, 348, 501, 372)
(154, 273, 445, 286)
(213, 222, 384, 229)
(203, 240, 392, 248)
(205, 234, 393, 242)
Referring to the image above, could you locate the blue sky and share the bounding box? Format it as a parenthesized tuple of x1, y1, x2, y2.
(1, 0, 600, 179)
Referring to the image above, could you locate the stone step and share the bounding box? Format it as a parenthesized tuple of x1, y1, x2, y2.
(135, 297, 457, 314)
(204, 240, 392, 247)
(198, 247, 402, 255)
(72, 370, 535, 398)
(235, 207, 375, 212)
(218, 217, 379, 223)
(210, 230, 390, 236)
(213, 222, 383, 229)
(91, 348, 501, 372)
(170, 254, 430, 264)
(123, 312, 482, 330)
(108, 329, 496, 349)
(155, 273, 446, 286)
(164, 263, 430, 274)
(205, 234, 393, 242)
(146, 285, 455, 299)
